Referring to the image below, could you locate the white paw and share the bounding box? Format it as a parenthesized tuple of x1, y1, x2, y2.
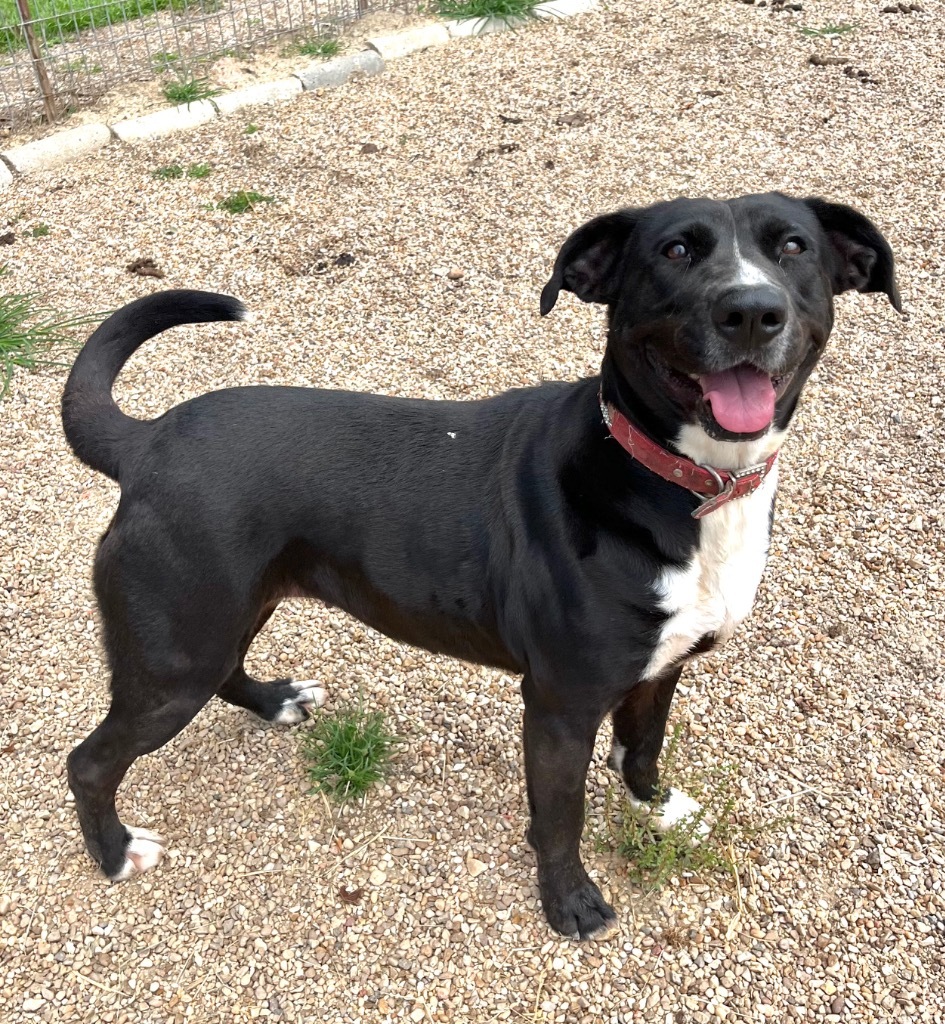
(112, 827, 166, 880)
(272, 680, 326, 725)
(627, 788, 710, 841)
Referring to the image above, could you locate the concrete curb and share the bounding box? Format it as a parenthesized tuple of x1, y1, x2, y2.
(111, 99, 218, 143)
(0, 1, 599, 188)
(366, 23, 451, 60)
(212, 77, 303, 116)
(293, 50, 385, 91)
(3, 123, 113, 174)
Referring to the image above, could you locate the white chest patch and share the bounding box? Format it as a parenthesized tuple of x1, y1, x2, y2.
(642, 426, 783, 681)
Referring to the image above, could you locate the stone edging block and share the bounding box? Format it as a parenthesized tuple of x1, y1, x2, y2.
(110, 99, 218, 143)
(212, 77, 303, 116)
(366, 23, 451, 60)
(3, 123, 112, 175)
(294, 50, 385, 91)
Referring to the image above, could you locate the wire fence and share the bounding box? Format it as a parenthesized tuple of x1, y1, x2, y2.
(1, 0, 408, 132)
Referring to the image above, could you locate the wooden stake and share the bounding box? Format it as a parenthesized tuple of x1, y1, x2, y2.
(14, 0, 58, 123)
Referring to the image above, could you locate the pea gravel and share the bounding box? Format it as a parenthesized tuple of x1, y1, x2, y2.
(1, 1, 943, 1021)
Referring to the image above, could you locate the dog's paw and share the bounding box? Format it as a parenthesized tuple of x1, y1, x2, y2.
(111, 827, 166, 881)
(544, 880, 619, 941)
(627, 787, 710, 841)
(272, 679, 326, 725)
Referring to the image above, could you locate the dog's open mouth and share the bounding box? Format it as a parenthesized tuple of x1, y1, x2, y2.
(659, 359, 795, 438)
(696, 365, 780, 435)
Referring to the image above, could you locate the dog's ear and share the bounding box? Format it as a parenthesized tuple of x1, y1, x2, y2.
(540, 210, 640, 316)
(803, 198, 902, 313)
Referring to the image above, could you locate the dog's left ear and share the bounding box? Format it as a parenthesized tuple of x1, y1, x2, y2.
(804, 198, 902, 313)
(540, 210, 640, 316)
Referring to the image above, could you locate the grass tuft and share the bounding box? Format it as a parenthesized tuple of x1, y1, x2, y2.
(300, 705, 398, 801)
(151, 50, 180, 72)
(153, 163, 184, 180)
(433, 0, 539, 22)
(162, 75, 218, 105)
(154, 163, 210, 180)
(0, 293, 99, 397)
(294, 35, 342, 59)
(217, 190, 275, 214)
(597, 725, 788, 893)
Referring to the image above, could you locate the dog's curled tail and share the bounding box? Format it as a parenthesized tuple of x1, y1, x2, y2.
(61, 289, 246, 481)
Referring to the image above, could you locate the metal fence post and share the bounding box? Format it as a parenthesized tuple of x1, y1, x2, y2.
(14, 0, 59, 122)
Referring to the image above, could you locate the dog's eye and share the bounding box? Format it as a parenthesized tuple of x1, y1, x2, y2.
(781, 238, 805, 256)
(664, 242, 689, 260)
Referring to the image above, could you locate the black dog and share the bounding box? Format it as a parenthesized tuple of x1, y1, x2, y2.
(62, 193, 899, 939)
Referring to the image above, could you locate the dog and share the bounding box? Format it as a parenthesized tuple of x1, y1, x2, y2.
(61, 192, 900, 939)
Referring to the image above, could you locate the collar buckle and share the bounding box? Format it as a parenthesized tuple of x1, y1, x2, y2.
(691, 462, 772, 518)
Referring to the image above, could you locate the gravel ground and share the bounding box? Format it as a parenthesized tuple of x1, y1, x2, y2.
(1, 1, 944, 1021)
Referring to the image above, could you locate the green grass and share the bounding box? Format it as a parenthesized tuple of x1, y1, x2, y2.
(0, 293, 98, 397)
(162, 75, 218, 106)
(596, 725, 788, 893)
(294, 35, 342, 59)
(153, 163, 184, 180)
(30, 224, 50, 237)
(58, 56, 102, 74)
(153, 163, 211, 180)
(800, 23, 857, 38)
(0, 0, 188, 50)
(151, 51, 181, 72)
(300, 705, 398, 801)
(432, 0, 539, 22)
(244, 123, 260, 135)
(217, 190, 274, 214)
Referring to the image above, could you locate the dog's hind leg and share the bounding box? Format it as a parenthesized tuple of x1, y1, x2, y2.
(216, 602, 326, 725)
(609, 667, 706, 836)
(67, 660, 226, 880)
(69, 521, 255, 879)
(521, 675, 618, 941)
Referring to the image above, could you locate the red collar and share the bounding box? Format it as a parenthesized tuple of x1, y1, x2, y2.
(599, 394, 779, 519)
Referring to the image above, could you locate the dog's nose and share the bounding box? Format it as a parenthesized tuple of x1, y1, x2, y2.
(712, 287, 787, 349)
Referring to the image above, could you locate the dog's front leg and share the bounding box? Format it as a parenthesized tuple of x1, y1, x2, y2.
(610, 667, 707, 836)
(521, 676, 618, 940)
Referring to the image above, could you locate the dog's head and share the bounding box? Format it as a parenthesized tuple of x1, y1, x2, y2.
(541, 193, 900, 443)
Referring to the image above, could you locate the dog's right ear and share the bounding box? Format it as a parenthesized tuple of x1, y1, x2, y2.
(540, 210, 640, 316)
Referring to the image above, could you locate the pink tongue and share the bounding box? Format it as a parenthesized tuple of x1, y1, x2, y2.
(698, 366, 776, 434)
